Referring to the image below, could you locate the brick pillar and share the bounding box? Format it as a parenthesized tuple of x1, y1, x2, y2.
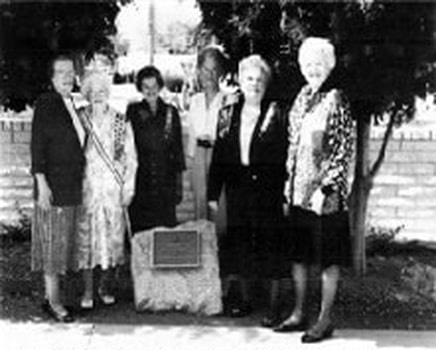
(0, 120, 33, 226)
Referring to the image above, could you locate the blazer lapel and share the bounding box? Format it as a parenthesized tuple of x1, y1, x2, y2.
(248, 101, 268, 164)
(232, 99, 244, 164)
(55, 93, 83, 149)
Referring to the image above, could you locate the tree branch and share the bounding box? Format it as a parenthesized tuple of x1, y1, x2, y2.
(369, 112, 395, 179)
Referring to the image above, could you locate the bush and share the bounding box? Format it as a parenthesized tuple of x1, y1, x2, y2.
(0, 207, 32, 244)
(366, 225, 404, 257)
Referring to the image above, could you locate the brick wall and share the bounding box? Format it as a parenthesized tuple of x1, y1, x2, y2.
(0, 120, 33, 224)
(0, 118, 195, 229)
(0, 117, 435, 242)
(368, 127, 436, 241)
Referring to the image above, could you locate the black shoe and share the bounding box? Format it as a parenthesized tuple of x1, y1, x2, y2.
(261, 315, 281, 328)
(222, 295, 236, 316)
(228, 302, 252, 318)
(273, 318, 307, 333)
(301, 322, 334, 343)
(41, 300, 74, 323)
(260, 306, 283, 328)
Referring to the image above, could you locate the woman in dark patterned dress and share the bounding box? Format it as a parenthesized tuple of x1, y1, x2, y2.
(127, 66, 186, 232)
(275, 37, 354, 343)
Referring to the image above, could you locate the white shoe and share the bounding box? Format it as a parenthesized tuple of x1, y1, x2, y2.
(80, 297, 94, 310)
(98, 288, 115, 305)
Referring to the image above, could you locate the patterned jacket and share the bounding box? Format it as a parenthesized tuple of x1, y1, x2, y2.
(286, 85, 354, 214)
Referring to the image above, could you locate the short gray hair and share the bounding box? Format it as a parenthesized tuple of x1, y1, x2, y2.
(238, 54, 272, 85)
(298, 37, 336, 72)
(80, 72, 111, 102)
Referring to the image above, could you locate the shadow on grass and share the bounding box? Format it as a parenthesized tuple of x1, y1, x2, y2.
(2, 239, 436, 337)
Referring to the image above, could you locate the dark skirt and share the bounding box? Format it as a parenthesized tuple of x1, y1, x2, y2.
(219, 182, 286, 280)
(284, 206, 351, 269)
(129, 197, 177, 233)
(31, 203, 79, 275)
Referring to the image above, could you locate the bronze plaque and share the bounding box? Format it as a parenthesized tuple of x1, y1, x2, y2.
(151, 229, 201, 268)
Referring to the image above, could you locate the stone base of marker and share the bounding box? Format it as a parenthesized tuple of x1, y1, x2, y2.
(131, 220, 222, 315)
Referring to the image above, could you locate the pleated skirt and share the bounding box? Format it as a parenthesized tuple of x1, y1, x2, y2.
(31, 203, 79, 275)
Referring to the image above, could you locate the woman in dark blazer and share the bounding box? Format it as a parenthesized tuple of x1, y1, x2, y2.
(31, 93, 85, 205)
(208, 55, 288, 322)
(31, 55, 86, 322)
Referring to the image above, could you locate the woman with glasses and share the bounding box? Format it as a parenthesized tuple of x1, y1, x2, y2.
(75, 72, 137, 310)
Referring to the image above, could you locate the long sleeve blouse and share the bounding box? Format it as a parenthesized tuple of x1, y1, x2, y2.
(286, 85, 354, 214)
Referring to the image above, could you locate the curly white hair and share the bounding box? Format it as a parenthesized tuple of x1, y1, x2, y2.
(80, 72, 111, 102)
(238, 54, 272, 85)
(298, 37, 336, 72)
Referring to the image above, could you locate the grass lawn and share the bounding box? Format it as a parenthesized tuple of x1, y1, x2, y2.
(1, 238, 436, 329)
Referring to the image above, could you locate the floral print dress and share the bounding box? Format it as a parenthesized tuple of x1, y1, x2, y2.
(75, 106, 137, 270)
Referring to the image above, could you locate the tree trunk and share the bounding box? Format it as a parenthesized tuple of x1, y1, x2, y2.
(350, 114, 372, 276)
(350, 112, 396, 276)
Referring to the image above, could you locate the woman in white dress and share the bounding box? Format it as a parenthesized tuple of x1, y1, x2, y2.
(187, 46, 228, 220)
(76, 72, 137, 309)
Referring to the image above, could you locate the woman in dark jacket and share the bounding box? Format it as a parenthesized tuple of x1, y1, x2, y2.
(208, 55, 288, 322)
(127, 66, 186, 232)
(31, 55, 86, 322)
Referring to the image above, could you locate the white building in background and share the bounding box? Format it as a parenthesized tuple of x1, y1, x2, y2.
(414, 92, 436, 125)
(116, 1, 150, 75)
(116, 0, 201, 75)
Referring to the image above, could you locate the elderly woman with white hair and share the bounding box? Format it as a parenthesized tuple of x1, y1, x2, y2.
(273, 37, 354, 343)
(75, 72, 137, 310)
(208, 55, 288, 319)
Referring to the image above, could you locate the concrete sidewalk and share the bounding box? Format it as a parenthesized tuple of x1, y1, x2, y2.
(1, 320, 435, 350)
